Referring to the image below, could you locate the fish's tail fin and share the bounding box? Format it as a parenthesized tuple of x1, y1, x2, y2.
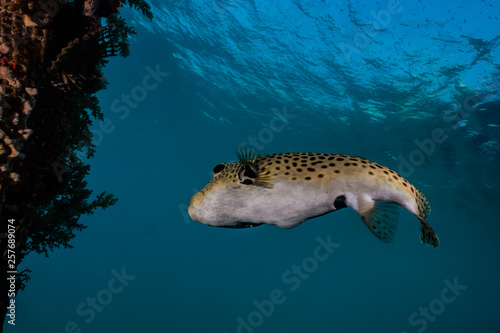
(415, 189, 431, 220)
(413, 190, 438, 247)
(417, 216, 440, 248)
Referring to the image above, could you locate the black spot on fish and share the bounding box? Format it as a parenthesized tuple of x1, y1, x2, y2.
(344, 163, 351, 166)
(384, 171, 389, 175)
(369, 171, 374, 175)
(297, 168, 303, 172)
(329, 163, 336, 167)
(321, 165, 328, 169)
(318, 174, 324, 178)
(334, 170, 340, 174)
(334, 195, 347, 210)
(337, 158, 345, 161)
(305, 177, 311, 180)
(307, 168, 315, 172)
(370, 165, 376, 169)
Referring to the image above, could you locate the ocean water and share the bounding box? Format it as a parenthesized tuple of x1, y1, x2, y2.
(7, 0, 500, 332)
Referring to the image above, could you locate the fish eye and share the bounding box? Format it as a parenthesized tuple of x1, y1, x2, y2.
(238, 165, 257, 185)
(243, 165, 257, 178)
(213, 163, 226, 174)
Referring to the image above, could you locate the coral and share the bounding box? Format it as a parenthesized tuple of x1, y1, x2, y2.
(0, 59, 32, 191)
(0, 0, 152, 329)
(85, 0, 123, 20)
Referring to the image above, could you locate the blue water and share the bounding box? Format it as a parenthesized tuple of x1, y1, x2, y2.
(7, 0, 500, 332)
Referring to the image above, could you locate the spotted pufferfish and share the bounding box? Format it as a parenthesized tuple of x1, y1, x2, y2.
(188, 150, 439, 248)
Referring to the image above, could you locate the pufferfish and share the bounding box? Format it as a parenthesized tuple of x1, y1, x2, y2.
(188, 150, 439, 248)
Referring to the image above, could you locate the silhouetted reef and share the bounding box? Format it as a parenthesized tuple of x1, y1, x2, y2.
(0, 0, 152, 329)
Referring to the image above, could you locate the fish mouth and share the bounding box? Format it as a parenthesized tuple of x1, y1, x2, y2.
(218, 223, 263, 229)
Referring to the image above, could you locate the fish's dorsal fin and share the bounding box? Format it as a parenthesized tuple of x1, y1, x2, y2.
(359, 201, 400, 244)
(417, 216, 440, 248)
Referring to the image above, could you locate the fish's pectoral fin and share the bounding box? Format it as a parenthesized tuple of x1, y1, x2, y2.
(417, 216, 439, 248)
(358, 201, 400, 244)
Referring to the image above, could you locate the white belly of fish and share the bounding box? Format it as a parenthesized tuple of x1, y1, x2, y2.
(206, 180, 349, 228)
